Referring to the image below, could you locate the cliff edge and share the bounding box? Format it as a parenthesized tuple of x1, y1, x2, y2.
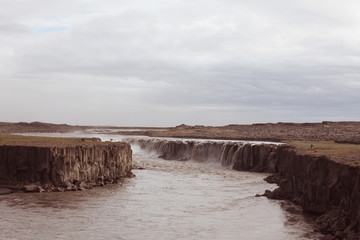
(131, 137, 360, 239)
(0, 135, 133, 192)
(263, 145, 360, 239)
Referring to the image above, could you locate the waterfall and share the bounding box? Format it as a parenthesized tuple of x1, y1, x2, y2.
(127, 138, 280, 172)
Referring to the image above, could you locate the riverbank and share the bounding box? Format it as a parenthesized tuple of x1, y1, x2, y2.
(129, 137, 360, 239)
(262, 145, 360, 240)
(2, 121, 360, 239)
(0, 135, 133, 193)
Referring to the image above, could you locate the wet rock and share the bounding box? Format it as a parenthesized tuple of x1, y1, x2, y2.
(320, 234, 336, 240)
(64, 181, 72, 189)
(344, 223, 355, 234)
(320, 222, 330, 235)
(126, 172, 136, 178)
(346, 230, 357, 240)
(105, 180, 113, 185)
(0, 187, 14, 195)
(78, 182, 90, 190)
(132, 163, 145, 170)
(263, 174, 280, 183)
(55, 187, 65, 192)
(262, 188, 286, 200)
(23, 184, 42, 192)
(334, 231, 346, 239)
(43, 183, 54, 191)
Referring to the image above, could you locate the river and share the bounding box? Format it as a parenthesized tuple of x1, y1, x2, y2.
(0, 132, 321, 239)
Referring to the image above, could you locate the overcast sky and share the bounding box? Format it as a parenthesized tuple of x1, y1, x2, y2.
(1, 0, 360, 126)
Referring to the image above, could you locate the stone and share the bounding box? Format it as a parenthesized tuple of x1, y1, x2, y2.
(0, 187, 14, 195)
(262, 188, 285, 200)
(320, 234, 336, 240)
(0, 142, 133, 191)
(23, 184, 41, 192)
(38, 186, 45, 193)
(334, 231, 346, 239)
(64, 181, 72, 188)
(78, 182, 89, 190)
(344, 223, 355, 233)
(64, 181, 73, 191)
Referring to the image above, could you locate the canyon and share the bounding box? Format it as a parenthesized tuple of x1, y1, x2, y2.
(2, 121, 360, 239)
(130, 138, 360, 239)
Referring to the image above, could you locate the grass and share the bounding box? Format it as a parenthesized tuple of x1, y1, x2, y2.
(2, 134, 359, 166)
(0, 135, 108, 147)
(285, 140, 360, 166)
(149, 128, 280, 141)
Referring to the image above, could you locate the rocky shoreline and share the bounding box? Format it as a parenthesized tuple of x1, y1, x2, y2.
(256, 146, 360, 240)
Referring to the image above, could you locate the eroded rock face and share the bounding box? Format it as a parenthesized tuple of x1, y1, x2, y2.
(268, 146, 360, 239)
(232, 144, 278, 172)
(0, 143, 132, 191)
(131, 138, 360, 239)
(130, 138, 279, 172)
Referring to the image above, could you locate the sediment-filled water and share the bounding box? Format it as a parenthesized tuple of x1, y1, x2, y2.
(0, 132, 321, 239)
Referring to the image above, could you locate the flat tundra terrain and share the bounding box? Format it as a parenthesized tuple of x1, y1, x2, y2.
(1, 121, 360, 165)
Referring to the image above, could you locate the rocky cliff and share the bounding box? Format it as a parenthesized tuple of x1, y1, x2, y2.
(267, 146, 360, 239)
(131, 138, 360, 239)
(130, 138, 279, 172)
(0, 141, 133, 192)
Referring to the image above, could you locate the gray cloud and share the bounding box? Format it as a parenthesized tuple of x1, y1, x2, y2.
(1, 0, 360, 126)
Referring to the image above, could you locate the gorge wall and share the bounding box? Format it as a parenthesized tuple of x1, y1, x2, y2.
(130, 138, 360, 239)
(0, 143, 133, 192)
(130, 138, 279, 172)
(272, 147, 360, 239)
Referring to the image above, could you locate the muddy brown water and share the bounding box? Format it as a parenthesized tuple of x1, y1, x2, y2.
(0, 133, 322, 239)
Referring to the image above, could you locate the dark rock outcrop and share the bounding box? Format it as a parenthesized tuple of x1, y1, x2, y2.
(268, 146, 360, 239)
(0, 143, 132, 192)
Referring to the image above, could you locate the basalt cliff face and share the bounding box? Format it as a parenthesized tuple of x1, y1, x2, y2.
(0, 143, 132, 192)
(271, 147, 360, 239)
(130, 138, 279, 172)
(131, 138, 360, 239)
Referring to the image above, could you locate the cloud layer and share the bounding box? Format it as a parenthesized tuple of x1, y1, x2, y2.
(1, 0, 360, 126)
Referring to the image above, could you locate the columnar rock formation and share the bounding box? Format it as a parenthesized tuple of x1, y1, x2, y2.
(272, 147, 360, 238)
(130, 138, 279, 172)
(0, 142, 132, 191)
(130, 138, 360, 239)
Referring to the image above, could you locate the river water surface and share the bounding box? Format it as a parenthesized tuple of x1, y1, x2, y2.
(0, 132, 321, 239)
